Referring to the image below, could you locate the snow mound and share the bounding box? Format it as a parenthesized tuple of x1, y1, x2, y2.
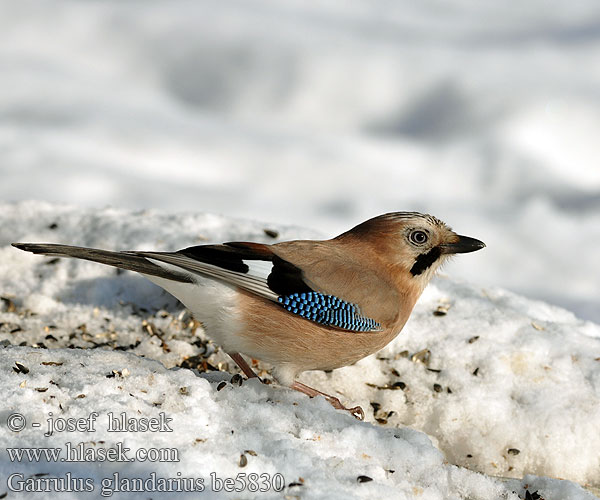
(1, 202, 599, 499)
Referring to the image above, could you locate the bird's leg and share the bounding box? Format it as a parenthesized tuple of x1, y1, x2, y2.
(228, 352, 260, 379)
(227, 354, 363, 420)
(291, 381, 364, 420)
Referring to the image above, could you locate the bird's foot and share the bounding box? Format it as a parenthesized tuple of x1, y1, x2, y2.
(228, 354, 364, 420)
(291, 381, 364, 420)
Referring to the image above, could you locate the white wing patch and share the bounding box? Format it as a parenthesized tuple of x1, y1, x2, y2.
(143, 253, 279, 302)
(243, 259, 274, 280)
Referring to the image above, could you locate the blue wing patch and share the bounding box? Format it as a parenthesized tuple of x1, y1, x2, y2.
(277, 292, 381, 332)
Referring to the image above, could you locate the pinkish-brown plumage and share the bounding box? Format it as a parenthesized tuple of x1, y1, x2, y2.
(12, 211, 485, 418)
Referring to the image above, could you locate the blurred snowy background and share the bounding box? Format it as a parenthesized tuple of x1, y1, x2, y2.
(1, 0, 599, 321)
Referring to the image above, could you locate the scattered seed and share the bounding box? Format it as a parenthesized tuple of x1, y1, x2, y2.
(366, 381, 406, 391)
(239, 454, 248, 467)
(375, 418, 387, 424)
(48, 222, 58, 230)
(395, 350, 410, 359)
(466, 454, 473, 458)
(231, 374, 243, 386)
(447, 387, 453, 394)
(472, 367, 479, 376)
(531, 322, 545, 331)
(357, 475, 373, 483)
(13, 362, 29, 374)
(0, 297, 17, 313)
(370, 402, 381, 412)
(44, 258, 60, 266)
(263, 228, 279, 238)
(468, 336, 480, 344)
(433, 305, 449, 316)
(244, 449, 257, 456)
(426, 368, 441, 373)
(217, 381, 227, 391)
(411, 348, 430, 365)
(508, 448, 520, 456)
(76, 394, 86, 399)
(35, 387, 48, 392)
(1, 323, 21, 334)
(179, 387, 189, 395)
(525, 490, 544, 500)
(44, 334, 58, 342)
(433, 384, 443, 393)
(288, 482, 303, 487)
(41, 361, 63, 367)
(390, 368, 400, 377)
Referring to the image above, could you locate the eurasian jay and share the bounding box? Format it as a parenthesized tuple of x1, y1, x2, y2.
(13, 212, 484, 419)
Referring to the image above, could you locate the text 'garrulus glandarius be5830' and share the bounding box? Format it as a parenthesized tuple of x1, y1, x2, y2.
(13, 212, 485, 420)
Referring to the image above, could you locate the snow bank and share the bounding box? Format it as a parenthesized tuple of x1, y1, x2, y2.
(1, 203, 598, 499)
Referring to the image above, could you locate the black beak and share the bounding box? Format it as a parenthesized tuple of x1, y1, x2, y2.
(440, 235, 485, 254)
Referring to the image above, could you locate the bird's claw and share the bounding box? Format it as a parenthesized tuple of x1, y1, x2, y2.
(348, 405, 365, 420)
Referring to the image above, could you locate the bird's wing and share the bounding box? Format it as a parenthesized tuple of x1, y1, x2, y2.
(142, 242, 383, 332)
(12, 241, 384, 332)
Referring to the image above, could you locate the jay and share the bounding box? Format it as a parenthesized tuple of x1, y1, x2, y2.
(13, 212, 484, 419)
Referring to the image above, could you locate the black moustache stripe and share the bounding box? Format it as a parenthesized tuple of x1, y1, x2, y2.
(410, 246, 442, 276)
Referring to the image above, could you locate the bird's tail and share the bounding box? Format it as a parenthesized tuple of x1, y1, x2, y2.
(11, 243, 192, 283)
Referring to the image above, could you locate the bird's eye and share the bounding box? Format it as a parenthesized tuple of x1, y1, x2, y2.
(409, 230, 428, 245)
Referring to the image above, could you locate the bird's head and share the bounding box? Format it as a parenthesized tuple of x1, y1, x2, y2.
(338, 212, 485, 291)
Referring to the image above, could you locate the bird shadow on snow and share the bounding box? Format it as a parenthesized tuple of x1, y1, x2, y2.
(57, 273, 183, 314)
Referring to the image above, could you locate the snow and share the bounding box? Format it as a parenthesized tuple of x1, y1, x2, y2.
(1, 0, 600, 324)
(1, 203, 599, 499)
(2, 1, 600, 496)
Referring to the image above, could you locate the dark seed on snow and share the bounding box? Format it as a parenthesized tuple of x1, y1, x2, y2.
(217, 381, 227, 391)
(508, 448, 520, 456)
(13, 362, 29, 374)
(231, 374, 243, 386)
(357, 475, 373, 483)
(433, 384, 443, 393)
(263, 228, 279, 238)
(239, 454, 247, 467)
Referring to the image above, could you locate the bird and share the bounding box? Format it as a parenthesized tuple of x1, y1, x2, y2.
(13, 212, 484, 419)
